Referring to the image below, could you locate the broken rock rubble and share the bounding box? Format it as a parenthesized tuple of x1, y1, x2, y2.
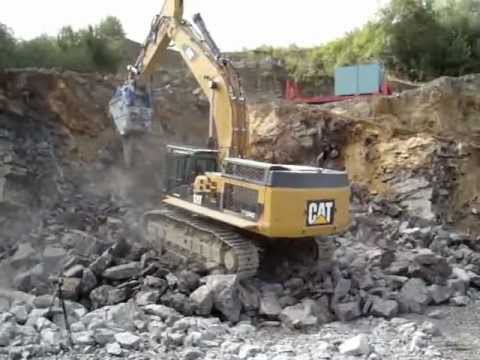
(0, 295, 452, 360)
(6, 190, 480, 331)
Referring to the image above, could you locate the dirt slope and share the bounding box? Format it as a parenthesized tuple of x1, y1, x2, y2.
(248, 75, 480, 235)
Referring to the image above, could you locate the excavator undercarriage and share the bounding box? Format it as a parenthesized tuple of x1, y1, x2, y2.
(143, 207, 338, 279)
(141, 145, 346, 278)
(143, 208, 260, 279)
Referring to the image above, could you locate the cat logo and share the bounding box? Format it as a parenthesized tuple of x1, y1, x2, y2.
(306, 200, 335, 226)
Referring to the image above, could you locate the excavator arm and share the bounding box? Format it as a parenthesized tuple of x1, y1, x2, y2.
(125, 0, 248, 160)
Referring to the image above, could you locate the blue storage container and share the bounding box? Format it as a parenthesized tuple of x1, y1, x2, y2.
(335, 63, 383, 96)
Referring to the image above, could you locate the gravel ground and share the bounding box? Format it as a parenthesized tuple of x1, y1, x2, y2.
(15, 303, 480, 360)
(406, 303, 480, 360)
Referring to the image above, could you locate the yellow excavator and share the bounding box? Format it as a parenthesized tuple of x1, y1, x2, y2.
(109, 0, 351, 278)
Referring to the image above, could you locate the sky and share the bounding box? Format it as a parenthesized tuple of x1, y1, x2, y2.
(2, 0, 386, 52)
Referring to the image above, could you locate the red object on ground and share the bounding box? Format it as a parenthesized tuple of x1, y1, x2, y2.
(285, 80, 392, 105)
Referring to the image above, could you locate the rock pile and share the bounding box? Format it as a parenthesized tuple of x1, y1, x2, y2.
(7, 185, 480, 329)
(0, 293, 450, 359)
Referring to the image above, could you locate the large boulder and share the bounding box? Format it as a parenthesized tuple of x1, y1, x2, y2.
(333, 301, 362, 322)
(114, 332, 141, 349)
(13, 264, 48, 293)
(238, 282, 260, 314)
(428, 284, 454, 305)
(200, 275, 242, 323)
(143, 304, 182, 323)
(89, 285, 128, 308)
(259, 292, 282, 318)
(279, 298, 330, 329)
(177, 270, 201, 294)
(398, 278, 431, 314)
(409, 249, 452, 285)
(339, 334, 370, 356)
(190, 285, 214, 316)
(80, 268, 97, 295)
(370, 297, 399, 319)
(102, 262, 141, 281)
(333, 278, 352, 303)
(61, 278, 81, 301)
(136, 290, 161, 306)
(42, 246, 67, 274)
(89, 251, 113, 276)
(280, 303, 317, 329)
(160, 292, 196, 316)
(10, 243, 38, 269)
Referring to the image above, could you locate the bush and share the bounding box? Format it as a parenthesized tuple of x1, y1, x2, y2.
(0, 23, 16, 68)
(0, 16, 127, 73)
(247, 0, 480, 82)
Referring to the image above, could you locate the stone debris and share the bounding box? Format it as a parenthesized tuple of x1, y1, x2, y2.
(259, 292, 282, 318)
(10, 244, 37, 269)
(114, 331, 141, 349)
(189, 285, 214, 316)
(72, 330, 95, 346)
(398, 278, 431, 314)
(334, 301, 362, 322)
(280, 302, 317, 329)
(202, 275, 242, 323)
(102, 262, 141, 281)
(429, 284, 454, 304)
(371, 298, 399, 319)
(339, 334, 370, 356)
(106, 342, 123, 356)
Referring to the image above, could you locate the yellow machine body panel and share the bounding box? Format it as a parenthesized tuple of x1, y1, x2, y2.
(259, 184, 350, 238)
(207, 174, 349, 238)
(180, 156, 351, 239)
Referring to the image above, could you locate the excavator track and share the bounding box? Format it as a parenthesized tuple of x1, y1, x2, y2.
(143, 207, 259, 279)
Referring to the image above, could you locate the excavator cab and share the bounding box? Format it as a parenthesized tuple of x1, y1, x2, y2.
(164, 145, 218, 197)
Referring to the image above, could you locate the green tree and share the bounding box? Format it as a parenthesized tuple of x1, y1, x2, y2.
(57, 26, 81, 50)
(14, 35, 62, 69)
(380, 0, 446, 80)
(437, 0, 480, 74)
(96, 16, 125, 40)
(81, 26, 121, 72)
(0, 23, 16, 68)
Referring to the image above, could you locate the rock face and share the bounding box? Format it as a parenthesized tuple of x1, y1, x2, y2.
(249, 103, 351, 166)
